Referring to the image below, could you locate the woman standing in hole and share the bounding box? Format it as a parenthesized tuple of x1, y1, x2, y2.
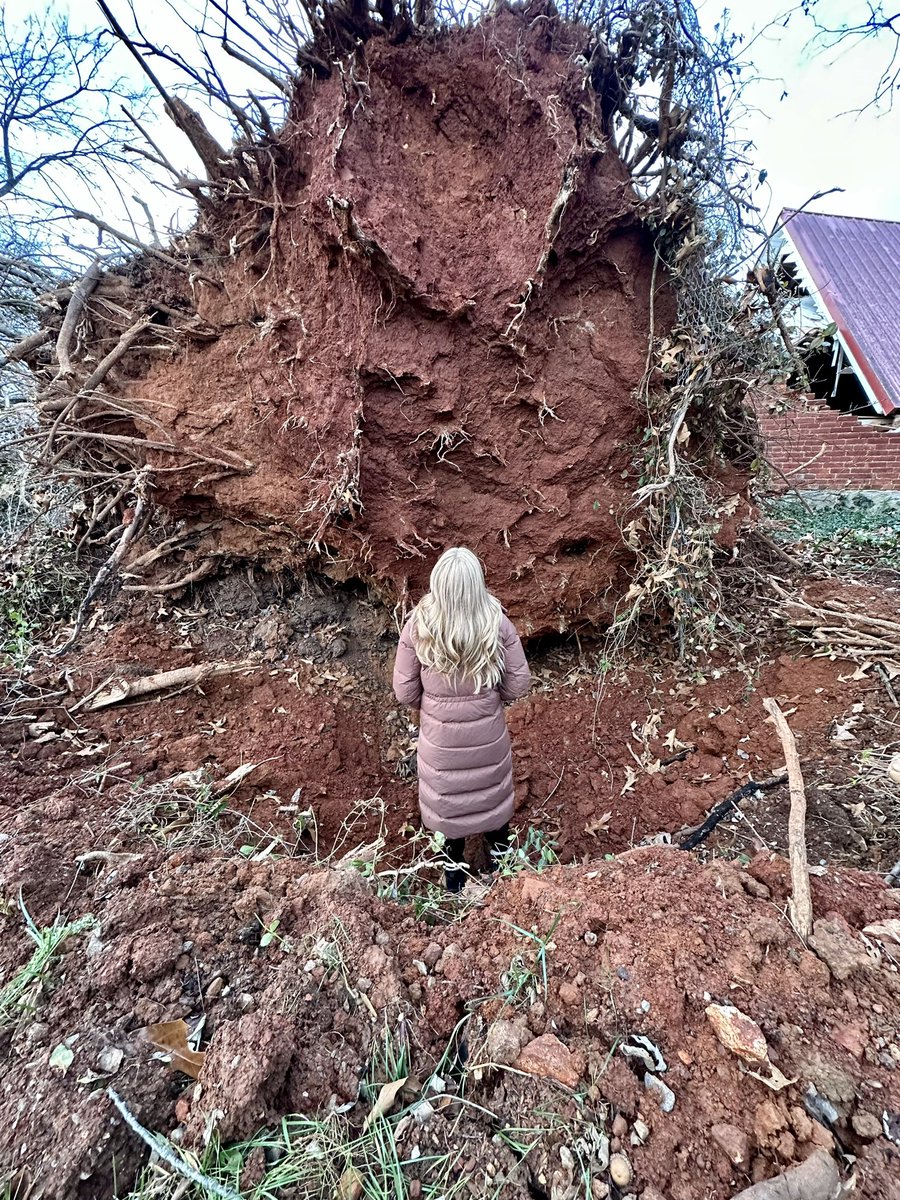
(392, 546, 531, 892)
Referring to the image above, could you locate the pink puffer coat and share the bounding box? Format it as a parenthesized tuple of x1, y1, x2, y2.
(392, 614, 531, 838)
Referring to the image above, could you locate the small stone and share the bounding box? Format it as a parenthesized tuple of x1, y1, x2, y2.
(97, 1047, 124, 1075)
(375, 929, 391, 947)
(423, 942, 442, 969)
(789, 1106, 813, 1142)
(514, 1033, 585, 1089)
(644, 1073, 676, 1113)
(755, 1099, 787, 1144)
(609, 1154, 632, 1188)
(86, 932, 105, 958)
(808, 918, 872, 981)
(591, 1182, 609, 1200)
(485, 1019, 529, 1066)
(851, 1111, 882, 1141)
(831, 1023, 867, 1060)
(558, 982, 580, 1006)
(711, 1123, 750, 1166)
(584, 931, 598, 945)
(809, 1122, 835, 1151)
(705, 1004, 768, 1064)
(612, 1115, 628, 1139)
(631, 1119, 650, 1146)
(26, 1023, 49, 1044)
(175, 1097, 191, 1123)
(205, 975, 225, 1000)
(559, 1146, 575, 1170)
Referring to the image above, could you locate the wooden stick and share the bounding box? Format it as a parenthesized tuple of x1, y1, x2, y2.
(762, 698, 813, 940)
(84, 661, 252, 711)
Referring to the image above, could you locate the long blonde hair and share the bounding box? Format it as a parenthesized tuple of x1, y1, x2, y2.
(414, 547, 503, 692)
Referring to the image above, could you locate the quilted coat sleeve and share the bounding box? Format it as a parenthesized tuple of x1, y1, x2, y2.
(392, 617, 423, 708)
(498, 616, 530, 701)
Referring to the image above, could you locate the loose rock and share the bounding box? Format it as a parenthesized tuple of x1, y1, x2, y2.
(514, 1034, 585, 1089)
(484, 1019, 529, 1066)
(710, 1123, 750, 1166)
(808, 918, 872, 981)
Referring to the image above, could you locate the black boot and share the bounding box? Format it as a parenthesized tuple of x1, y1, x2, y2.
(445, 867, 467, 894)
(485, 823, 511, 873)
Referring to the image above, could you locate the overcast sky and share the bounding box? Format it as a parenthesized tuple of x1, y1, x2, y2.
(711, 0, 900, 222)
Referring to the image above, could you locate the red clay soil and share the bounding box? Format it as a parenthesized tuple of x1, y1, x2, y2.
(0, 833, 898, 1198)
(2, 590, 900, 1197)
(30, 7, 738, 635)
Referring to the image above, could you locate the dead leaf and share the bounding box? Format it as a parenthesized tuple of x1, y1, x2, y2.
(215, 762, 259, 795)
(620, 765, 637, 796)
(338, 1166, 364, 1200)
(144, 1019, 205, 1079)
(585, 812, 612, 837)
(747, 1063, 797, 1092)
(363, 1076, 408, 1130)
(49, 1044, 74, 1074)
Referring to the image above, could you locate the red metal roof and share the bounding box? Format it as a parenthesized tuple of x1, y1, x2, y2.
(779, 208, 900, 415)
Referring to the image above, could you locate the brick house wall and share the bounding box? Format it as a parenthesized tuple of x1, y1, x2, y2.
(753, 393, 900, 491)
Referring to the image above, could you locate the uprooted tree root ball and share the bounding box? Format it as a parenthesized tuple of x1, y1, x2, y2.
(15, 0, 776, 640)
(4, 2, 900, 1198)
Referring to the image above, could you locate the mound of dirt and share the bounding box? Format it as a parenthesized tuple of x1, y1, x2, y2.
(1, 837, 898, 1199)
(29, 7, 714, 634)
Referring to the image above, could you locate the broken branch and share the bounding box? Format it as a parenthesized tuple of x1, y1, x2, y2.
(84, 661, 252, 711)
(762, 698, 813, 940)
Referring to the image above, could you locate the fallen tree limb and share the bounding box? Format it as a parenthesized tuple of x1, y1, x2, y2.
(678, 774, 788, 851)
(731, 1148, 842, 1200)
(763, 697, 813, 940)
(84, 661, 252, 711)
